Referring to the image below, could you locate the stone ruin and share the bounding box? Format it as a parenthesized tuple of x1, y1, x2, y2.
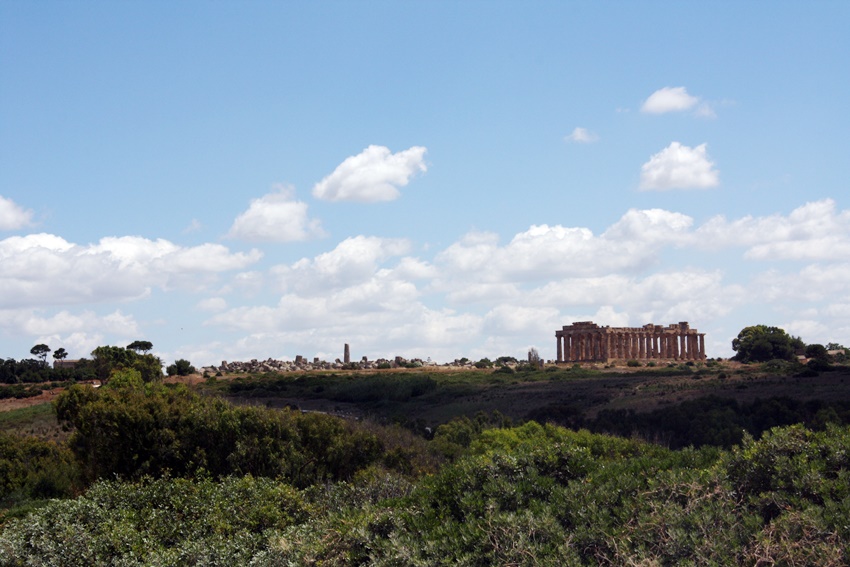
(556, 321, 706, 364)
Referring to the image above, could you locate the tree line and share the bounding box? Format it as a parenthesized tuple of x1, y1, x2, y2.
(2, 341, 197, 385)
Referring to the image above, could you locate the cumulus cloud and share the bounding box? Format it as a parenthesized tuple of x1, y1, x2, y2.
(0, 196, 34, 230)
(272, 235, 412, 294)
(695, 199, 850, 260)
(604, 208, 694, 243)
(639, 142, 719, 190)
(641, 86, 700, 114)
(565, 127, 599, 143)
(227, 184, 325, 242)
(0, 308, 141, 359)
(312, 145, 427, 202)
(105, 197, 850, 364)
(0, 233, 262, 309)
(434, 208, 695, 290)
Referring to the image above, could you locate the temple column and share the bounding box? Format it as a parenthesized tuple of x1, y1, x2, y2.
(672, 333, 679, 359)
(638, 333, 645, 359)
(699, 333, 706, 359)
(556, 334, 563, 363)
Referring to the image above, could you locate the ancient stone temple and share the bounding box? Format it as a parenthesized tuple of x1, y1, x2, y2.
(555, 321, 706, 363)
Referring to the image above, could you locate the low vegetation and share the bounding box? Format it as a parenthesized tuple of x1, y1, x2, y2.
(1, 331, 849, 564)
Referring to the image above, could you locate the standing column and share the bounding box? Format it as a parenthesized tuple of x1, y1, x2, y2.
(699, 333, 706, 360)
(638, 333, 645, 359)
(672, 333, 679, 359)
(556, 334, 563, 363)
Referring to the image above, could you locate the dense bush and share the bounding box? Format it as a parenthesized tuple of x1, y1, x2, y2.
(0, 475, 307, 565)
(547, 395, 850, 450)
(0, 432, 79, 508)
(54, 382, 383, 487)
(2, 424, 849, 565)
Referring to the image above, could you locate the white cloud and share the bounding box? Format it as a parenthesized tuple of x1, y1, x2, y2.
(639, 142, 719, 190)
(0, 196, 34, 230)
(0, 233, 262, 309)
(641, 86, 700, 114)
(694, 199, 850, 260)
(604, 208, 694, 243)
(434, 208, 695, 291)
(227, 184, 325, 242)
(312, 145, 427, 202)
(0, 308, 141, 359)
(272, 235, 412, 294)
(565, 127, 599, 143)
(197, 297, 228, 312)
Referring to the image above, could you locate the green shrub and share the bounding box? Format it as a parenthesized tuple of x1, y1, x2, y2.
(54, 383, 383, 487)
(0, 475, 307, 565)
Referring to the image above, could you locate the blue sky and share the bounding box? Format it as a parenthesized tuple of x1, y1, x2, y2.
(2, 2, 849, 367)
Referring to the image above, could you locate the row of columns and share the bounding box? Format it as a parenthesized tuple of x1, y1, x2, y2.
(556, 330, 705, 363)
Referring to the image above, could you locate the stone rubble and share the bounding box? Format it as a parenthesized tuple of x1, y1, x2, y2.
(199, 356, 483, 375)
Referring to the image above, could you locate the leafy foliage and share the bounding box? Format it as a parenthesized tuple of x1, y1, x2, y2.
(166, 358, 196, 376)
(91, 345, 163, 383)
(2, 423, 850, 565)
(0, 475, 307, 565)
(732, 325, 799, 363)
(0, 432, 78, 509)
(53, 382, 383, 486)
